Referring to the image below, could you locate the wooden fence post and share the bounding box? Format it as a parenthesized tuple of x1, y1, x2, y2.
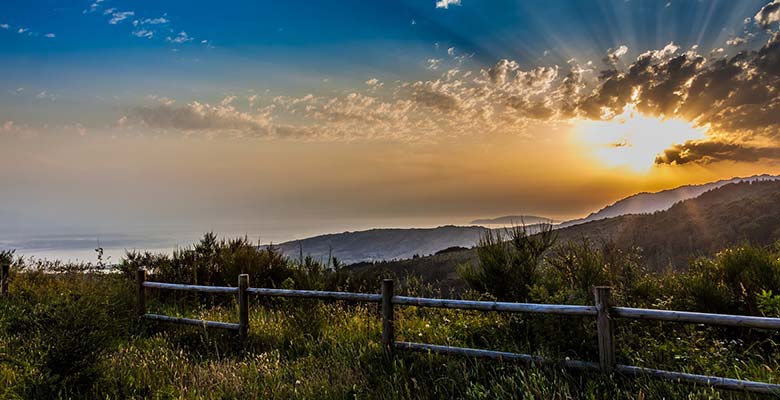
(382, 279, 395, 357)
(594, 286, 616, 372)
(238, 274, 249, 342)
(1, 261, 9, 297)
(136, 268, 146, 318)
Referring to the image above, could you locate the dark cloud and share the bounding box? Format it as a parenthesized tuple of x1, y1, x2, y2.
(755, 0, 780, 29)
(655, 141, 780, 165)
(127, 102, 273, 136)
(580, 29, 780, 164)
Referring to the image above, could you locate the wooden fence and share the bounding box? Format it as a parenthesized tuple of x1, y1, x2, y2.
(134, 270, 780, 395)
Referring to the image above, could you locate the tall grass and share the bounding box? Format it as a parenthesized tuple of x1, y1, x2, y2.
(1, 233, 779, 399)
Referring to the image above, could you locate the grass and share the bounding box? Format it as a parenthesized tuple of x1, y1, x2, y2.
(3, 275, 777, 399)
(2, 236, 780, 399)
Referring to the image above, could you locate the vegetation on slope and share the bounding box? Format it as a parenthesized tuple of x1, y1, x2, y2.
(1, 233, 780, 398)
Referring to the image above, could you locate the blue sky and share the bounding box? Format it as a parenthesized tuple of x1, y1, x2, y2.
(1, 0, 769, 118)
(2, 0, 780, 253)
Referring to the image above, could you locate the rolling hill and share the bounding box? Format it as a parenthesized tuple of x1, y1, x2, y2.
(270, 225, 490, 265)
(559, 174, 779, 228)
(272, 175, 780, 266)
(347, 180, 780, 287)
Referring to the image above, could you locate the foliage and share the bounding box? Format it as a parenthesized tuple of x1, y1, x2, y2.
(458, 225, 556, 301)
(757, 290, 780, 317)
(0, 268, 134, 398)
(1, 235, 780, 398)
(118, 232, 349, 291)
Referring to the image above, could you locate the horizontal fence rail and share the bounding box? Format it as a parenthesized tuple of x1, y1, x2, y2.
(248, 287, 382, 302)
(143, 281, 239, 294)
(392, 295, 597, 316)
(613, 307, 780, 329)
(137, 270, 249, 338)
(134, 271, 780, 395)
(395, 341, 600, 371)
(143, 313, 241, 330)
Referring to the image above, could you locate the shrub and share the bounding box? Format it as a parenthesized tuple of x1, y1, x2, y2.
(118, 233, 348, 291)
(458, 225, 556, 301)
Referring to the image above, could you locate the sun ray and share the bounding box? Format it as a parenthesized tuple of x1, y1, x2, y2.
(575, 104, 709, 173)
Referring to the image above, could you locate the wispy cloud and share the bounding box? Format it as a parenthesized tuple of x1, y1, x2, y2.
(43, 33, 55, 38)
(133, 17, 169, 26)
(83, 0, 104, 14)
(0, 23, 9, 29)
(36, 91, 58, 101)
(132, 29, 153, 38)
(108, 11, 135, 25)
(435, 0, 461, 9)
(166, 31, 193, 44)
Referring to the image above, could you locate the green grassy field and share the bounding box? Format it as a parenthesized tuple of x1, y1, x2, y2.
(2, 235, 780, 399)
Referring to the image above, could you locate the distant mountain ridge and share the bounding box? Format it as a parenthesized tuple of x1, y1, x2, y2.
(270, 174, 780, 265)
(559, 174, 780, 228)
(348, 180, 780, 288)
(470, 215, 557, 225)
(270, 225, 491, 265)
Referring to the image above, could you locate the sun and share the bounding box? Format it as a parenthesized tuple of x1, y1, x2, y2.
(575, 104, 709, 172)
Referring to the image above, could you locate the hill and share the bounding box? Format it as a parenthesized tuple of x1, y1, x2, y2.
(270, 225, 490, 265)
(555, 180, 780, 270)
(273, 175, 779, 266)
(559, 174, 779, 228)
(351, 180, 780, 286)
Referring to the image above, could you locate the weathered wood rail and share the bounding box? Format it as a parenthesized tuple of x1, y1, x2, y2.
(136, 270, 780, 395)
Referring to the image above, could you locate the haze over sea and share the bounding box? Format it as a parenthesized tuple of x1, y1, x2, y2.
(0, 216, 478, 263)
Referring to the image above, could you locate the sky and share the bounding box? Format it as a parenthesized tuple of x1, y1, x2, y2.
(2, 0, 780, 254)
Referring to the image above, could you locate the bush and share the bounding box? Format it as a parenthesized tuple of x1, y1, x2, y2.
(458, 225, 556, 301)
(118, 233, 348, 291)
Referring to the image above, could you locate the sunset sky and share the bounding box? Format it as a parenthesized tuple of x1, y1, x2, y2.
(2, 0, 780, 249)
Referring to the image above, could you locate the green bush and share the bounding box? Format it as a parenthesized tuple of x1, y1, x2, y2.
(119, 232, 348, 291)
(458, 225, 556, 301)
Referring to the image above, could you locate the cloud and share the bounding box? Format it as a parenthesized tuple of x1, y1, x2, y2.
(426, 58, 442, 70)
(132, 29, 154, 38)
(0, 23, 8, 29)
(109, 11, 135, 25)
(605, 45, 629, 64)
(655, 141, 780, 165)
(726, 36, 748, 46)
(17, 28, 28, 34)
(36, 91, 58, 101)
(755, 0, 780, 29)
(435, 0, 461, 9)
(146, 94, 175, 106)
(133, 17, 169, 27)
(43, 33, 55, 38)
(1, 121, 15, 132)
(84, 0, 104, 14)
(167, 31, 193, 43)
(125, 101, 276, 138)
(119, 15, 780, 161)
